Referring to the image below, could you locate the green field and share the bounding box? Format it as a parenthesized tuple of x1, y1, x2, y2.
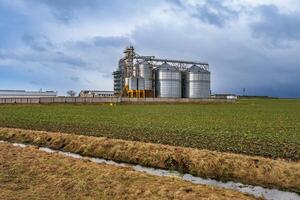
(0, 99, 299, 160)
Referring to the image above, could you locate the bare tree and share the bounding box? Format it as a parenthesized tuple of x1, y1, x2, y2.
(67, 90, 77, 97)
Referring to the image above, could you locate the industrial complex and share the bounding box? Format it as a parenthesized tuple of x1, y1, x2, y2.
(0, 47, 219, 103)
(113, 46, 211, 98)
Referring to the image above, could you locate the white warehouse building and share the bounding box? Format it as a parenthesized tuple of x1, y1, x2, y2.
(79, 90, 115, 97)
(0, 90, 57, 98)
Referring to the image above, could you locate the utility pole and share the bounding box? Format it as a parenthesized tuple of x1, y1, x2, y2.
(243, 88, 246, 96)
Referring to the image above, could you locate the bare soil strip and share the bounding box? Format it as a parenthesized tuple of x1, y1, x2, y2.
(0, 142, 259, 200)
(0, 128, 299, 193)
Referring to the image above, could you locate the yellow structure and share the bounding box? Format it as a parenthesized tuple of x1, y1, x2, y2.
(128, 90, 145, 98)
(124, 83, 153, 98)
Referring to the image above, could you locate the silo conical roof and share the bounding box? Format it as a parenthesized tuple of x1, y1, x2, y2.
(158, 62, 177, 70)
(188, 64, 208, 72)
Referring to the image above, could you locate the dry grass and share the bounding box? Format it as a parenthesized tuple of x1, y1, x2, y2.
(0, 127, 299, 194)
(0, 142, 259, 200)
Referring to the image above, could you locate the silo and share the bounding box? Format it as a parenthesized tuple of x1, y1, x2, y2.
(128, 77, 138, 90)
(133, 63, 139, 77)
(155, 62, 182, 98)
(137, 77, 145, 90)
(185, 65, 210, 98)
(128, 77, 145, 90)
(139, 62, 153, 90)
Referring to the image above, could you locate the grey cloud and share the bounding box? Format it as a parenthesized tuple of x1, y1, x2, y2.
(166, 0, 184, 7)
(72, 36, 131, 49)
(20, 34, 87, 67)
(169, 0, 239, 27)
(93, 36, 131, 47)
(29, 0, 100, 22)
(28, 0, 149, 23)
(21, 34, 54, 52)
(193, 0, 239, 27)
(0, 47, 86, 68)
(251, 5, 300, 45)
(35, 0, 151, 12)
(35, 0, 98, 10)
(70, 76, 80, 82)
(52, 52, 87, 67)
(63, 35, 131, 73)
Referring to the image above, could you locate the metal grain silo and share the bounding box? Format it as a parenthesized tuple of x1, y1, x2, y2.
(137, 77, 145, 90)
(139, 62, 153, 90)
(128, 77, 145, 90)
(128, 77, 138, 90)
(155, 62, 182, 98)
(185, 65, 210, 98)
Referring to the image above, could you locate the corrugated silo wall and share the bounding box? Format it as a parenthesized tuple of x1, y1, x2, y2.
(181, 71, 187, 98)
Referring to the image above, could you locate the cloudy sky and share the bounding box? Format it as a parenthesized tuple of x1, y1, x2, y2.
(0, 0, 300, 97)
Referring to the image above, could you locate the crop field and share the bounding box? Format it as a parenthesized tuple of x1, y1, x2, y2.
(0, 99, 299, 160)
(0, 142, 259, 200)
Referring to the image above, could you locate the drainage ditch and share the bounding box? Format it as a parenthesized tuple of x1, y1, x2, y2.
(5, 141, 300, 200)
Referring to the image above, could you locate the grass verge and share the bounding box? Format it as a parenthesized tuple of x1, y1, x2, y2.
(0, 142, 259, 200)
(0, 127, 299, 193)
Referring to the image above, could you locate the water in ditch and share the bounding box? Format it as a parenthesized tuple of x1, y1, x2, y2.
(7, 142, 300, 200)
